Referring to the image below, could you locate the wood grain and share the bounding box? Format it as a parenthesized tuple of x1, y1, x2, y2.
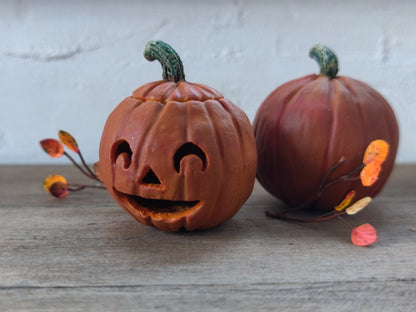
(0, 165, 415, 311)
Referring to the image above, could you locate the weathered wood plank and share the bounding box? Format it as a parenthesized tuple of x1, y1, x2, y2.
(0, 165, 415, 311)
(1, 280, 415, 312)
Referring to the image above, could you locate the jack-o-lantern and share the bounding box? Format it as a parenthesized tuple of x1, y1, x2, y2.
(99, 40, 257, 231)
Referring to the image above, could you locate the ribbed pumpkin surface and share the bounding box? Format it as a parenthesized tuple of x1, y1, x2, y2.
(254, 74, 399, 211)
(100, 80, 257, 231)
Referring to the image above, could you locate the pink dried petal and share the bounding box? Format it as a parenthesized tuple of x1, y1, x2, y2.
(351, 223, 377, 247)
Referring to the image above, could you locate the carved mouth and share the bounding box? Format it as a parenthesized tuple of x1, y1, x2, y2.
(122, 193, 200, 213)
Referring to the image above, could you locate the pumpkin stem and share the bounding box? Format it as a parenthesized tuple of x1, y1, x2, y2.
(309, 44, 338, 79)
(143, 40, 185, 82)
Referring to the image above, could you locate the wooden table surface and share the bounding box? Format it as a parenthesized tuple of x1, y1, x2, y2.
(0, 165, 415, 311)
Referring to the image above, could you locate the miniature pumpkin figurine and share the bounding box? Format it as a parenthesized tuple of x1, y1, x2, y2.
(254, 44, 399, 211)
(99, 40, 257, 231)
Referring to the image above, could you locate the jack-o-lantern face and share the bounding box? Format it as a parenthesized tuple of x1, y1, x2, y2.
(113, 140, 206, 211)
(99, 41, 257, 231)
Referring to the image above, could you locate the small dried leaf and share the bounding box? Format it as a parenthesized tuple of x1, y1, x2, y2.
(40, 139, 64, 158)
(351, 223, 377, 247)
(363, 140, 389, 165)
(58, 130, 79, 153)
(335, 190, 356, 211)
(360, 162, 382, 186)
(345, 197, 372, 215)
(49, 181, 69, 199)
(43, 174, 68, 192)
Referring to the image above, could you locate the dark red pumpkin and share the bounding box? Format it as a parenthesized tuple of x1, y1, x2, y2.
(99, 40, 257, 231)
(254, 44, 399, 211)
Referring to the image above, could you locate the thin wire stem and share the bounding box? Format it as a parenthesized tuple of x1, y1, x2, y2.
(68, 183, 106, 192)
(321, 163, 365, 192)
(77, 150, 100, 181)
(318, 156, 346, 194)
(64, 152, 92, 177)
(336, 215, 354, 229)
(64, 151, 101, 182)
(267, 158, 366, 224)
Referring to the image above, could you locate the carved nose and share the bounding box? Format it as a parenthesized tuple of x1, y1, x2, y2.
(140, 168, 161, 185)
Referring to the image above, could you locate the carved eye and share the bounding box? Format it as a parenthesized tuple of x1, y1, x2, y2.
(174, 142, 207, 173)
(112, 140, 133, 169)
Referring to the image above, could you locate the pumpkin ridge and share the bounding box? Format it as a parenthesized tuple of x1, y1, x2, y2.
(204, 101, 226, 159)
(279, 77, 315, 113)
(255, 75, 316, 199)
(273, 77, 321, 202)
(199, 102, 224, 222)
(191, 82, 224, 99)
(183, 101, 192, 200)
(353, 79, 400, 149)
(217, 99, 245, 156)
(317, 78, 358, 205)
(276, 75, 318, 121)
(348, 78, 399, 170)
(146, 81, 179, 105)
(275, 76, 318, 135)
(166, 82, 223, 103)
(114, 98, 140, 139)
(382, 100, 400, 151)
(185, 100, 191, 143)
(133, 87, 223, 104)
(330, 77, 398, 204)
(336, 78, 369, 159)
(132, 103, 166, 187)
(321, 78, 336, 190)
(337, 77, 369, 144)
(134, 81, 166, 99)
(111, 98, 145, 186)
(113, 97, 141, 134)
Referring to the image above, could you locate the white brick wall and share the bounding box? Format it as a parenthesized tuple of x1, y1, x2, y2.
(1, 0, 415, 164)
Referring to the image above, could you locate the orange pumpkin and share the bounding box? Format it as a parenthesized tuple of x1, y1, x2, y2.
(254, 44, 399, 211)
(99, 40, 257, 231)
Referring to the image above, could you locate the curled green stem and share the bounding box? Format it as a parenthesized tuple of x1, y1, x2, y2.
(309, 44, 339, 79)
(143, 40, 185, 82)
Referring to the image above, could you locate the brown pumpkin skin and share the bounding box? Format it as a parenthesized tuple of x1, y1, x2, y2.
(99, 41, 257, 231)
(254, 45, 399, 211)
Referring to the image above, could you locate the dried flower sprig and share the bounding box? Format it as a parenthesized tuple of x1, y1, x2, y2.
(40, 131, 105, 198)
(266, 140, 389, 247)
(43, 174, 105, 199)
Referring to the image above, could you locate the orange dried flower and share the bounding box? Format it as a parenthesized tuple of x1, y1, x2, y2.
(58, 130, 79, 153)
(362, 140, 389, 165)
(40, 139, 64, 158)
